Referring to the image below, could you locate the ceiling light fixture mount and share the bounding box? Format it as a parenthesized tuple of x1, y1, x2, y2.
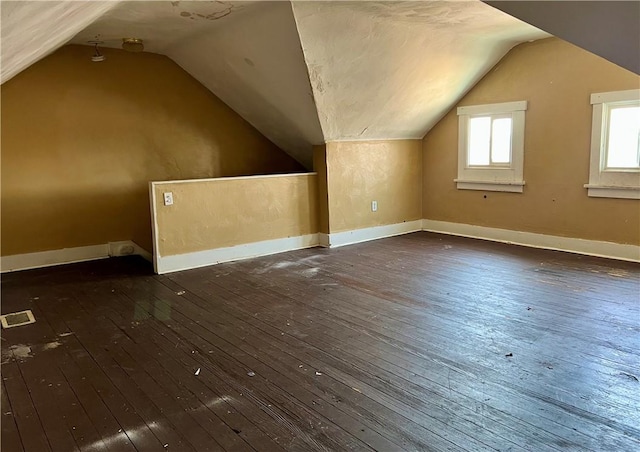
(122, 38, 144, 53)
(88, 40, 106, 62)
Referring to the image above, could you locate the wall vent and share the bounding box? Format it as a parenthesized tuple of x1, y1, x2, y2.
(1, 310, 36, 329)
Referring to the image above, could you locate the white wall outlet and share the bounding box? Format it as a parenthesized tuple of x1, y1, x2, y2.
(371, 200, 378, 212)
(163, 192, 174, 206)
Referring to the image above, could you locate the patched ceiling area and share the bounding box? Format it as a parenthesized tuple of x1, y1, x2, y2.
(1, 1, 552, 168)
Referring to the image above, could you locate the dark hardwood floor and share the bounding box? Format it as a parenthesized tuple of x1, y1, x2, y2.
(1, 232, 639, 451)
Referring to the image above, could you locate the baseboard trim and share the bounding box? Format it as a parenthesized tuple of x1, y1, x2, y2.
(108, 241, 153, 262)
(131, 242, 153, 262)
(5, 221, 634, 273)
(156, 234, 320, 274)
(327, 220, 423, 248)
(1, 241, 152, 273)
(318, 233, 330, 248)
(421, 219, 640, 263)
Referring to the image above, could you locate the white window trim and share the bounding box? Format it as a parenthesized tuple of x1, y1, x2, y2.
(585, 89, 640, 200)
(456, 101, 527, 193)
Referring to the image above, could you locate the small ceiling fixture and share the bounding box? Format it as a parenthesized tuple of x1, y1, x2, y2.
(88, 40, 106, 62)
(122, 38, 144, 53)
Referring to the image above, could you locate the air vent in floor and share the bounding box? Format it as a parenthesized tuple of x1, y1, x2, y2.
(1, 310, 36, 329)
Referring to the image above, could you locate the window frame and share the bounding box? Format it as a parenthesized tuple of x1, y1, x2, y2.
(585, 89, 640, 200)
(456, 100, 527, 193)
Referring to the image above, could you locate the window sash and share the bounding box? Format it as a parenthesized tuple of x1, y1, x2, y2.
(602, 103, 640, 171)
(456, 101, 526, 193)
(586, 89, 640, 199)
(466, 113, 513, 168)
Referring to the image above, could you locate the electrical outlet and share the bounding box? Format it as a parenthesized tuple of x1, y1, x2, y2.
(163, 192, 174, 206)
(371, 200, 378, 212)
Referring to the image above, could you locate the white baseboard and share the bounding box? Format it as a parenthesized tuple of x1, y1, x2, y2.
(109, 241, 153, 262)
(1, 241, 152, 273)
(327, 220, 423, 248)
(5, 221, 635, 274)
(318, 233, 330, 248)
(156, 234, 320, 274)
(131, 242, 153, 262)
(422, 219, 640, 263)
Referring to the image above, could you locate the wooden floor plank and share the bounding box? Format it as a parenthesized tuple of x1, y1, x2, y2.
(70, 285, 261, 452)
(226, 246, 640, 403)
(2, 362, 52, 452)
(238, 265, 640, 421)
(225, 250, 639, 448)
(171, 267, 605, 450)
(153, 275, 521, 451)
(34, 298, 183, 451)
(57, 300, 207, 451)
(16, 285, 155, 452)
(106, 280, 383, 452)
(157, 277, 534, 451)
(2, 378, 25, 452)
(2, 232, 639, 452)
(75, 281, 313, 452)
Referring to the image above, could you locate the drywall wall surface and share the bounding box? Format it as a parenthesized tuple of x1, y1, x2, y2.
(326, 140, 422, 233)
(153, 173, 318, 257)
(313, 144, 330, 234)
(1, 45, 301, 257)
(422, 38, 640, 245)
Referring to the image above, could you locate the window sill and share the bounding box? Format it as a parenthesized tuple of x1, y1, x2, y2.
(455, 180, 525, 193)
(584, 184, 640, 199)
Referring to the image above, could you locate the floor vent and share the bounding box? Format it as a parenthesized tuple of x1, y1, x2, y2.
(1, 310, 36, 329)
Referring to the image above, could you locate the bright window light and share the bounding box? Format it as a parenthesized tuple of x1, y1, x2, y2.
(456, 100, 526, 193)
(606, 106, 640, 169)
(468, 115, 512, 166)
(586, 89, 640, 199)
(468, 116, 490, 165)
(491, 117, 512, 163)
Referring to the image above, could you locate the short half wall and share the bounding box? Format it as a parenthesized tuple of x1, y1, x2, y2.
(150, 173, 319, 274)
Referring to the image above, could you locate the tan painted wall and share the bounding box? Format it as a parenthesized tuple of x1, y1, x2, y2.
(312, 144, 330, 234)
(153, 174, 318, 257)
(326, 140, 422, 233)
(1, 45, 302, 257)
(423, 38, 640, 245)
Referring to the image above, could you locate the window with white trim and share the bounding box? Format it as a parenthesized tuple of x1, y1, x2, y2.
(456, 101, 527, 193)
(585, 89, 640, 199)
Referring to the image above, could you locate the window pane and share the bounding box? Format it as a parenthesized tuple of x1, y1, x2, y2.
(491, 117, 512, 163)
(468, 116, 490, 165)
(606, 106, 640, 169)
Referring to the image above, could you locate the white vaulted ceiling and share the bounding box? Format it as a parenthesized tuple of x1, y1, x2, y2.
(165, 2, 325, 168)
(292, 1, 547, 141)
(0, 0, 120, 82)
(69, 0, 324, 169)
(1, 1, 552, 168)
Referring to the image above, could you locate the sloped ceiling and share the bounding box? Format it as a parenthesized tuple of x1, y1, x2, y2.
(166, 2, 325, 168)
(0, 1, 119, 83)
(292, 1, 547, 141)
(68, 0, 324, 169)
(485, 1, 640, 75)
(2, 1, 550, 168)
